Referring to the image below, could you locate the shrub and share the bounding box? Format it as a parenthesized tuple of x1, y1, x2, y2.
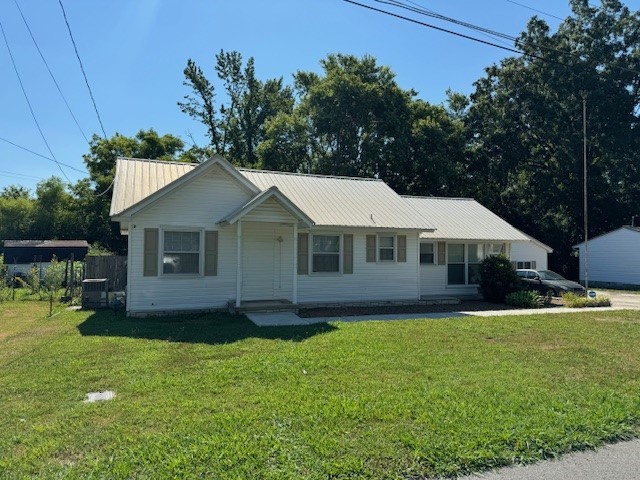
(505, 290, 544, 308)
(478, 254, 520, 303)
(26, 264, 41, 295)
(563, 292, 612, 308)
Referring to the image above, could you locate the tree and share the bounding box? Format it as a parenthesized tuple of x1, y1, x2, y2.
(32, 177, 72, 240)
(82, 129, 190, 252)
(463, 0, 640, 276)
(292, 54, 414, 181)
(0, 185, 30, 200)
(179, 50, 294, 166)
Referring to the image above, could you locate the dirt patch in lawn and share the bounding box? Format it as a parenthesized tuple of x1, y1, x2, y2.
(299, 300, 529, 318)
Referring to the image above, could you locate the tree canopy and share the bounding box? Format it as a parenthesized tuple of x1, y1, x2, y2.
(2, 0, 639, 275)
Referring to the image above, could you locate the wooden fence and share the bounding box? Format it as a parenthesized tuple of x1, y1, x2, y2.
(84, 256, 127, 291)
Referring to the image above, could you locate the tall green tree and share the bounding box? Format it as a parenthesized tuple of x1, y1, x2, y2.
(463, 0, 640, 274)
(179, 50, 294, 166)
(258, 54, 466, 195)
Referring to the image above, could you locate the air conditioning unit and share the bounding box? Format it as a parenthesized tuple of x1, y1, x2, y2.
(82, 278, 109, 309)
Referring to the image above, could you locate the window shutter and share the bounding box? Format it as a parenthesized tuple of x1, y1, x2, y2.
(143, 228, 159, 276)
(297, 233, 309, 275)
(437, 242, 446, 265)
(531, 260, 537, 269)
(366, 235, 376, 262)
(397, 235, 407, 262)
(343, 234, 353, 274)
(204, 231, 218, 276)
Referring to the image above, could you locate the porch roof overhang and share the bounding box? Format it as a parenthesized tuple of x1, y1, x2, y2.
(218, 186, 315, 228)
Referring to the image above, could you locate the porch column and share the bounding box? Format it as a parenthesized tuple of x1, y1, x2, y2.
(236, 220, 242, 308)
(293, 222, 298, 304)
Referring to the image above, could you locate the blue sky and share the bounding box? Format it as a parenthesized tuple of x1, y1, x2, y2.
(1, 0, 637, 192)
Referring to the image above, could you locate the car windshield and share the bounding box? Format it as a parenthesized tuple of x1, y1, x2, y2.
(538, 270, 566, 281)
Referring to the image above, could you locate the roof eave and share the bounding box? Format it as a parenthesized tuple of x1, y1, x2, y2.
(218, 186, 315, 228)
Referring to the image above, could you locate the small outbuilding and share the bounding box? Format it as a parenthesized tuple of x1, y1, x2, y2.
(2, 240, 89, 277)
(573, 226, 640, 288)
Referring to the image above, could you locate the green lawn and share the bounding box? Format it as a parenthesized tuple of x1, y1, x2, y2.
(0, 299, 639, 479)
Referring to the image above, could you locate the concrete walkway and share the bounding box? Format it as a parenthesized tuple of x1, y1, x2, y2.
(457, 438, 640, 480)
(246, 303, 635, 327)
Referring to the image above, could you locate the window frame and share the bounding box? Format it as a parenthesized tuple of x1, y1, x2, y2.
(377, 234, 396, 262)
(160, 227, 204, 276)
(310, 233, 342, 274)
(446, 243, 487, 286)
(419, 242, 435, 265)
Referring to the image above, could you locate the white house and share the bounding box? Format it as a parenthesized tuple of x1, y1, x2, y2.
(573, 226, 640, 287)
(110, 155, 551, 316)
(402, 196, 552, 297)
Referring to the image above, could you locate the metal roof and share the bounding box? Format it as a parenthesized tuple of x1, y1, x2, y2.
(239, 169, 435, 230)
(402, 196, 532, 241)
(109, 157, 196, 217)
(109, 157, 436, 230)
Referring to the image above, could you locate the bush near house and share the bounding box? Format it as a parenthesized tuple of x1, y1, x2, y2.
(563, 292, 612, 308)
(478, 254, 521, 303)
(505, 290, 544, 308)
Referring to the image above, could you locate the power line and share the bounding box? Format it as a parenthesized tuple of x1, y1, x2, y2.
(0, 136, 87, 174)
(505, 0, 564, 21)
(366, 0, 640, 77)
(0, 17, 71, 182)
(0, 135, 114, 196)
(343, 0, 525, 56)
(58, 0, 108, 139)
(0, 169, 44, 181)
(12, 0, 90, 144)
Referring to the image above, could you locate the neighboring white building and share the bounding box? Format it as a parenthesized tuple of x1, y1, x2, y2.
(110, 155, 551, 316)
(573, 226, 640, 287)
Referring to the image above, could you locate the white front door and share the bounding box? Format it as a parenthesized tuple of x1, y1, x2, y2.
(241, 222, 293, 302)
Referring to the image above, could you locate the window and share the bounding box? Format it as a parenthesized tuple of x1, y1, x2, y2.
(486, 243, 506, 256)
(163, 231, 200, 274)
(447, 243, 465, 285)
(420, 243, 435, 264)
(516, 261, 536, 270)
(447, 243, 485, 285)
(312, 235, 340, 273)
(467, 243, 484, 285)
(378, 235, 395, 261)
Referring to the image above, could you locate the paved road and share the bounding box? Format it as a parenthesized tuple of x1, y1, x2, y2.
(457, 439, 640, 480)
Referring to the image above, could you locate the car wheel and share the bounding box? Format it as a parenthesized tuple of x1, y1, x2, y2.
(545, 288, 556, 298)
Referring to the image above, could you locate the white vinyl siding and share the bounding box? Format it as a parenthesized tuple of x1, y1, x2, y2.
(242, 197, 296, 223)
(297, 230, 420, 303)
(575, 228, 640, 285)
(421, 241, 516, 296)
(126, 165, 252, 314)
(510, 241, 549, 271)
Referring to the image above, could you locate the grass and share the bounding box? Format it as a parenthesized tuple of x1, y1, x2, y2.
(0, 298, 639, 479)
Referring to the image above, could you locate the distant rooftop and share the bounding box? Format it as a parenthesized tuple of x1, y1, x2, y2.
(3, 240, 89, 248)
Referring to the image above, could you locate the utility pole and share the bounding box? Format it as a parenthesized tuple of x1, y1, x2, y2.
(582, 93, 589, 291)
